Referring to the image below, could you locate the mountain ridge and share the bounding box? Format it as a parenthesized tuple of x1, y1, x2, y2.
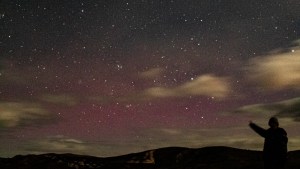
(1, 146, 300, 169)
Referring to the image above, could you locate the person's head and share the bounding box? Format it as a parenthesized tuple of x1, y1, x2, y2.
(268, 117, 279, 129)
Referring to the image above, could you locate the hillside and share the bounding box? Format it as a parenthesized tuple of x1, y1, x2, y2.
(1, 146, 300, 169)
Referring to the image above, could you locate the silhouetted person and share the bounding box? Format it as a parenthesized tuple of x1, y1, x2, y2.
(249, 117, 288, 169)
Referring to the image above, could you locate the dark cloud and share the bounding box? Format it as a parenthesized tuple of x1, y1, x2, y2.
(231, 97, 300, 121)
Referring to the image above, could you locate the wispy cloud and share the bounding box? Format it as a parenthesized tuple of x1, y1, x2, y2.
(25, 135, 88, 154)
(89, 74, 231, 104)
(138, 68, 164, 79)
(247, 46, 300, 90)
(229, 97, 300, 121)
(0, 102, 53, 128)
(144, 74, 231, 99)
(40, 94, 78, 106)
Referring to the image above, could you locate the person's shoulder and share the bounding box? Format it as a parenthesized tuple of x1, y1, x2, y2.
(278, 127, 286, 131)
(278, 127, 287, 134)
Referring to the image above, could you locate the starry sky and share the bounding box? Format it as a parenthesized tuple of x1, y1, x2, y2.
(0, 0, 300, 157)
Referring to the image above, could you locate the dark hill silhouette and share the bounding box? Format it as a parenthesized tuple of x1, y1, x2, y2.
(1, 146, 300, 169)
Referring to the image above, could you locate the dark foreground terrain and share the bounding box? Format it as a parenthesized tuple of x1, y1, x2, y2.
(1, 146, 300, 169)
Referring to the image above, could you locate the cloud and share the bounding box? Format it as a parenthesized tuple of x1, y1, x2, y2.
(0, 102, 53, 128)
(138, 68, 164, 79)
(247, 47, 300, 90)
(229, 97, 300, 121)
(40, 94, 78, 106)
(89, 74, 231, 104)
(144, 74, 231, 99)
(25, 135, 88, 154)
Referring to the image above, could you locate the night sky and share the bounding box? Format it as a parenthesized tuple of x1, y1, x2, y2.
(1, 0, 300, 157)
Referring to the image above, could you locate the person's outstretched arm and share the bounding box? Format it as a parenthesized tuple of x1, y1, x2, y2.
(249, 121, 267, 138)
